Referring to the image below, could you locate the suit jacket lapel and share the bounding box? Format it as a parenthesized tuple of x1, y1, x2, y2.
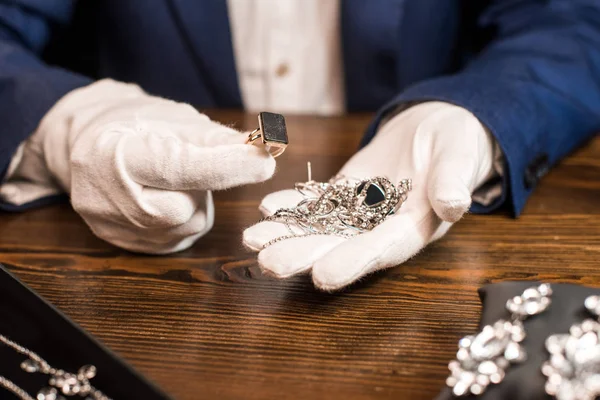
(168, 0, 242, 107)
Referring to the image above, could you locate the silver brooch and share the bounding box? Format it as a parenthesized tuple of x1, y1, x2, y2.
(542, 295, 600, 400)
(262, 163, 411, 248)
(446, 284, 552, 396)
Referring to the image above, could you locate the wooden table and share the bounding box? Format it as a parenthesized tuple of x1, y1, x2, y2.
(0, 112, 598, 400)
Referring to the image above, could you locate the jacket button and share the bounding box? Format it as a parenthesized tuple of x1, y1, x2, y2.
(524, 153, 550, 189)
(275, 63, 289, 77)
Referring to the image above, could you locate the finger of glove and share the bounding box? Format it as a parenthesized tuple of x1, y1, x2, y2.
(259, 189, 305, 216)
(131, 188, 215, 229)
(244, 189, 326, 251)
(124, 134, 275, 191)
(311, 209, 442, 291)
(257, 235, 347, 279)
(427, 115, 494, 223)
(129, 188, 198, 228)
(168, 106, 248, 147)
(72, 181, 212, 231)
(120, 101, 248, 148)
(85, 216, 209, 254)
(242, 221, 297, 252)
(180, 121, 249, 147)
(0, 181, 62, 207)
(82, 196, 214, 254)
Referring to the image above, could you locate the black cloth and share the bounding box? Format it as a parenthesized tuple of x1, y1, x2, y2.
(0, 264, 171, 400)
(436, 281, 600, 400)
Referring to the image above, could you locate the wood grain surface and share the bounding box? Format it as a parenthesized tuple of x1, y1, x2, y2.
(0, 111, 598, 400)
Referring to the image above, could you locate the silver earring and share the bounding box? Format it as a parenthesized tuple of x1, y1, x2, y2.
(446, 284, 553, 396)
(542, 294, 600, 400)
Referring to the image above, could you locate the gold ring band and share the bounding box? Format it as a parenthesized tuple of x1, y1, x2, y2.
(246, 128, 262, 144)
(245, 113, 289, 158)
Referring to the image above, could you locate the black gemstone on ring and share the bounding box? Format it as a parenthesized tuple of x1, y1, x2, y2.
(258, 112, 288, 144)
(356, 182, 386, 207)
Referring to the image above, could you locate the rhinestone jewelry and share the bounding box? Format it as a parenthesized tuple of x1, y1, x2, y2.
(542, 294, 600, 400)
(0, 376, 35, 400)
(446, 284, 553, 397)
(262, 163, 411, 248)
(0, 333, 111, 400)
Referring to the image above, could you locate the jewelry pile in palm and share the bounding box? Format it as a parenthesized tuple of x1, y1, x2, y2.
(262, 163, 411, 248)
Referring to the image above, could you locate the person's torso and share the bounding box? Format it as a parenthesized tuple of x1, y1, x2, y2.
(227, 0, 345, 115)
(44, 0, 489, 112)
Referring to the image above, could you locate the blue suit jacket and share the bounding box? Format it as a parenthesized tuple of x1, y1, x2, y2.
(1, 0, 599, 215)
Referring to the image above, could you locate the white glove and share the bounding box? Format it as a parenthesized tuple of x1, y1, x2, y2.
(243, 102, 499, 291)
(1, 79, 276, 254)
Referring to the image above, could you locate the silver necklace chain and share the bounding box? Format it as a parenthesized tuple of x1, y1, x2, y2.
(261, 163, 411, 249)
(0, 376, 35, 400)
(0, 333, 111, 400)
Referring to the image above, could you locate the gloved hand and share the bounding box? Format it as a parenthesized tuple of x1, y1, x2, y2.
(243, 102, 498, 291)
(1, 79, 276, 254)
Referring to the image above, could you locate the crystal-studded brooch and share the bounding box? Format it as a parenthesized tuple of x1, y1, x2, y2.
(542, 294, 600, 400)
(446, 284, 552, 396)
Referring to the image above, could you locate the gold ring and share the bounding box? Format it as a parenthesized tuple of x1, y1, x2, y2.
(246, 112, 288, 158)
(246, 128, 263, 144)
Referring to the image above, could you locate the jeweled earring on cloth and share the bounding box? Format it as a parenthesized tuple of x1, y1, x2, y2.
(446, 284, 553, 396)
(542, 294, 600, 400)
